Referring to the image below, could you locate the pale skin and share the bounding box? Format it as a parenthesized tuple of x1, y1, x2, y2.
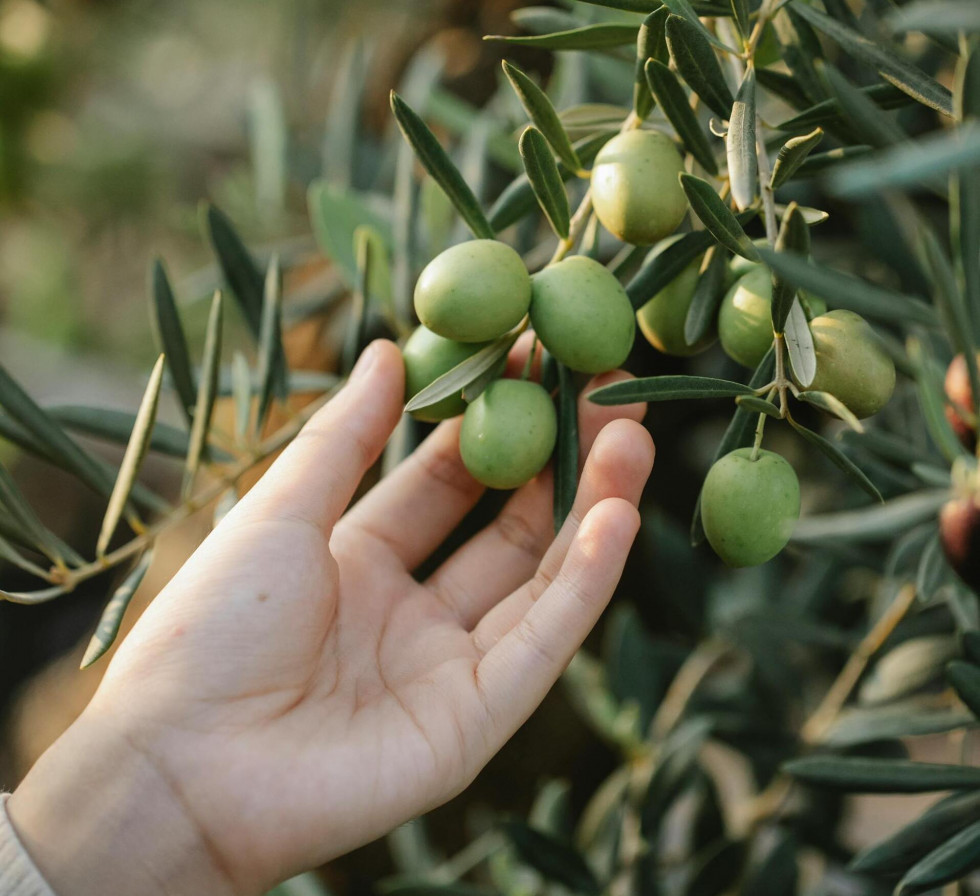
(8, 339, 654, 896)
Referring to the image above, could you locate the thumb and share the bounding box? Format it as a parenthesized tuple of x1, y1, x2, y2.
(237, 340, 405, 532)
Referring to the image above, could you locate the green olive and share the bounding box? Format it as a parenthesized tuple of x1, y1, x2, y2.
(726, 246, 768, 287)
(414, 239, 531, 342)
(402, 326, 489, 422)
(701, 448, 801, 567)
(459, 379, 557, 489)
(530, 255, 636, 374)
(590, 130, 688, 246)
(718, 266, 774, 369)
(803, 310, 896, 419)
(636, 251, 716, 356)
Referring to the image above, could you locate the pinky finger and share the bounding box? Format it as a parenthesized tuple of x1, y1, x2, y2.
(472, 498, 640, 746)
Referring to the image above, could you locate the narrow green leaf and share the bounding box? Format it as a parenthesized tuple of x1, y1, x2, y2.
(389, 92, 494, 240)
(500, 820, 600, 895)
(684, 245, 729, 344)
(205, 204, 263, 335)
(770, 128, 824, 189)
(0, 460, 72, 565)
(681, 174, 760, 260)
(404, 333, 519, 414)
(791, 489, 950, 544)
(0, 363, 113, 500)
(645, 60, 719, 174)
(956, 48, 980, 336)
(788, 416, 882, 501)
(828, 124, 980, 197)
(150, 259, 195, 426)
(635, 8, 670, 118)
(948, 661, 980, 719)
(771, 8, 827, 107)
(691, 349, 775, 545)
(0, 584, 69, 605)
(502, 61, 581, 173)
(785, 305, 815, 389)
(794, 145, 874, 177)
(819, 62, 907, 149)
(727, 67, 757, 211)
(774, 83, 909, 132)
(519, 127, 571, 239)
(824, 704, 974, 748)
(511, 6, 584, 35)
(183, 292, 223, 498)
(735, 395, 781, 417)
(231, 351, 252, 441)
(771, 204, 810, 333)
(256, 254, 285, 430)
(80, 550, 153, 669)
(666, 15, 736, 119)
(96, 356, 165, 557)
(888, 0, 980, 37)
(784, 756, 980, 792)
(628, 230, 716, 309)
(908, 335, 970, 464)
(757, 249, 938, 327)
(589, 375, 755, 405)
(571, 0, 660, 11)
(662, 0, 730, 51)
(489, 132, 611, 232)
(486, 24, 638, 50)
(554, 364, 579, 534)
(0, 535, 49, 580)
(730, 0, 750, 37)
(790, 2, 953, 117)
(797, 390, 864, 433)
(897, 819, 980, 895)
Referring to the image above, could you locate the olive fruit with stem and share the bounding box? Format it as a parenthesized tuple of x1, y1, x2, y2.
(718, 266, 775, 369)
(701, 448, 801, 567)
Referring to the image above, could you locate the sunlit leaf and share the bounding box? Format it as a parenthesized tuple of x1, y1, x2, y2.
(644, 60, 718, 174)
(590, 376, 755, 404)
(503, 61, 581, 173)
(96, 355, 165, 557)
(80, 550, 154, 669)
(770, 128, 824, 189)
(666, 15, 736, 119)
(486, 23, 638, 50)
(681, 174, 760, 260)
(519, 127, 571, 239)
(390, 92, 494, 240)
(727, 67, 757, 211)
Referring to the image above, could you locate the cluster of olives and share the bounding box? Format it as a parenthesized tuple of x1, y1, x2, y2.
(403, 239, 635, 489)
(632, 235, 897, 566)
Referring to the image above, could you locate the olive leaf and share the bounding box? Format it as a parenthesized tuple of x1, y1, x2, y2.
(957, 48, 980, 330)
(518, 127, 571, 239)
(684, 245, 729, 345)
(757, 249, 937, 327)
(818, 62, 908, 149)
(770, 128, 824, 189)
(789, 2, 953, 117)
(644, 60, 719, 175)
(485, 23, 639, 50)
(796, 390, 863, 433)
(404, 333, 519, 415)
(96, 355, 165, 558)
(183, 291, 223, 499)
(787, 416, 882, 501)
(661, 0, 730, 52)
(896, 820, 980, 896)
(554, 364, 579, 534)
(770, 203, 810, 335)
(256, 254, 285, 430)
(791, 489, 950, 544)
(0, 460, 82, 566)
(390, 91, 494, 240)
(888, 0, 980, 36)
(775, 83, 909, 133)
(665, 15, 735, 120)
(573, 0, 660, 11)
(502, 61, 581, 173)
(634, 8, 670, 119)
(727, 67, 757, 212)
(150, 259, 195, 426)
(907, 337, 968, 465)
(627, 229, 716, 310)
(589, 376, 756, 405)
(499, 820, 601, 895)
(784, 756, 980, 792)
(947, 661, 980, 719)
(735, 395, 781, 417)
(80, 549, 154, 669)
(794, 145, 874, 178)
(680, 175, 760, 261)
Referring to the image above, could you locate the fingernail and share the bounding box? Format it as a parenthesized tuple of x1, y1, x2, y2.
(351, 341, 380, 380)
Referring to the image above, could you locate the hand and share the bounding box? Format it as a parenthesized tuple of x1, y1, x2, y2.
(8, 340, 654, 896)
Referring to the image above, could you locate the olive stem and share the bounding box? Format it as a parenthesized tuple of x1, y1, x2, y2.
(521, 337, 539, 381)
(750, 409, 768, 460)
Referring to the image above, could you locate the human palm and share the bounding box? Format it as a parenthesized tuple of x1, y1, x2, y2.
(11, 340, 653, 896)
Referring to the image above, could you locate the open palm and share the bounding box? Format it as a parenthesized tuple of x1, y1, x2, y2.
(12, 340, 653, 896)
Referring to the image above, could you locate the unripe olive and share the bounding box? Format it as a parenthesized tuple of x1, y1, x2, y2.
(636, 253, 716, 356)
(804, 310, 895, 419)
(701, 448, 801, 567)
(718, 266, 774, 369)
(726, 246, 768, 287)
(944, 353, 980, 449)
(459, 379, 557, 489)
(940, 496, 980, 592)
(414, 239, 531, 342)
(590, 130, 688, 246)
(402, 326, 489, 422)
(530, 256, 636, 374)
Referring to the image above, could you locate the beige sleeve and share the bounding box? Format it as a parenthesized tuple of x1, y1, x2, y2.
(0, 795, 57, 896)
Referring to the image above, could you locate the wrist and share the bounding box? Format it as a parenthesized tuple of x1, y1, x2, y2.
(7, 707, 239, 896)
